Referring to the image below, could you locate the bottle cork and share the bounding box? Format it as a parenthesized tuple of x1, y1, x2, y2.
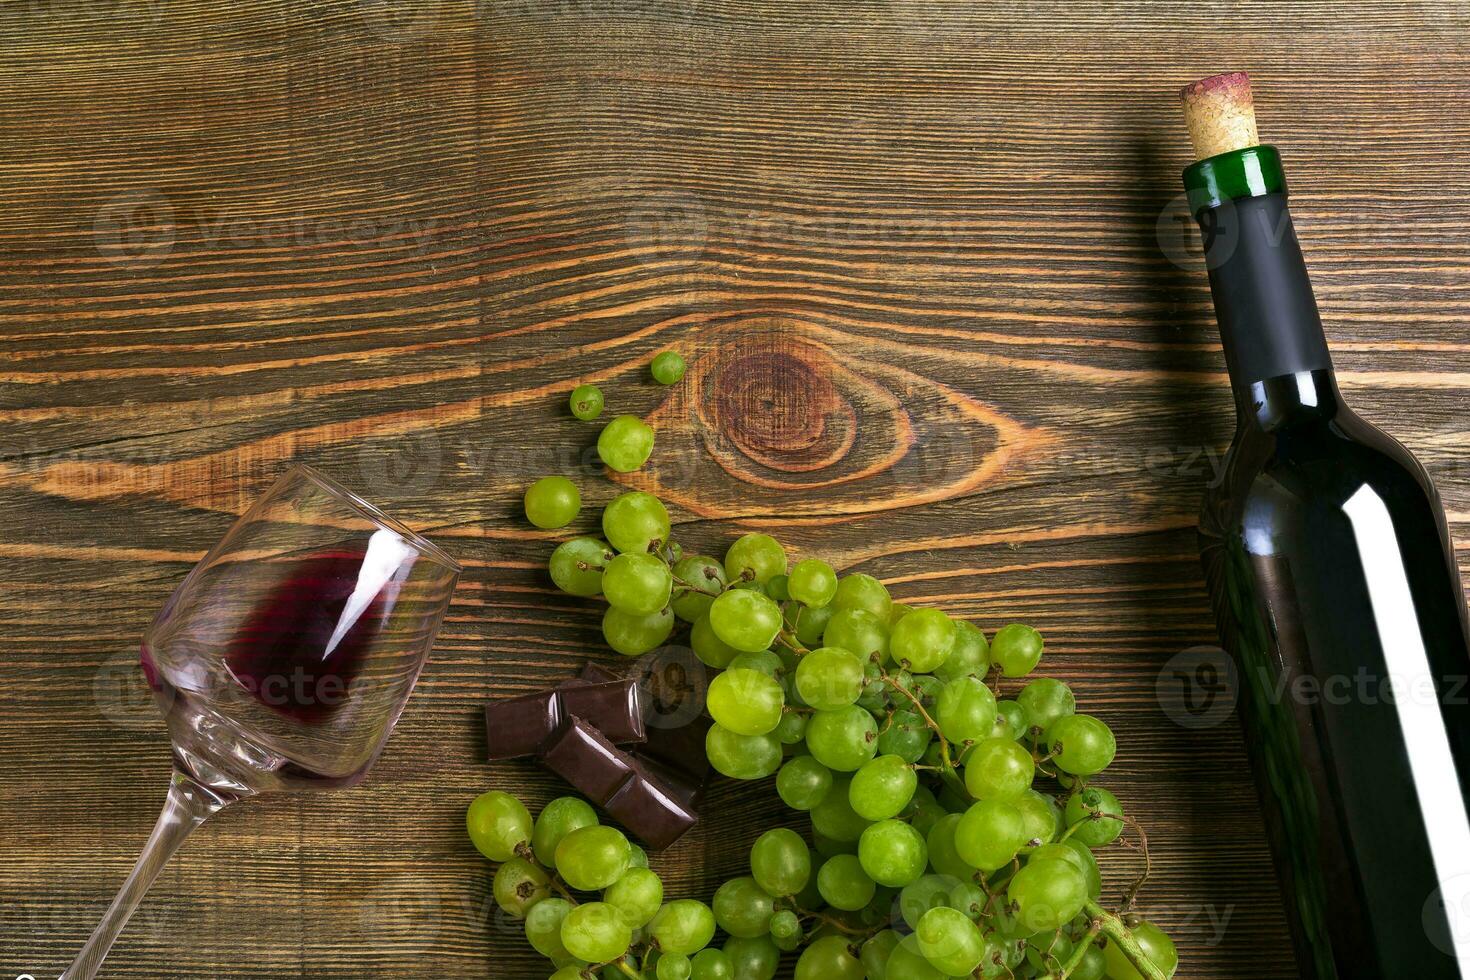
(1180, 72, 1259, 160)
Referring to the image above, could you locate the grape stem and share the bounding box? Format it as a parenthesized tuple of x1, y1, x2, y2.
(792, 904, 881, 940)
(612, 957, 645, 980)
(1039, 919, 1101, 980)
(878, 671, 969, 801)
(1085, 900, 1170, 980)
(1057, 811, 1153, 912)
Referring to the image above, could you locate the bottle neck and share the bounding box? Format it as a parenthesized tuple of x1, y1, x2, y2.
(1186, 147, 1336, 419)
(1239, 368, 1343, 431)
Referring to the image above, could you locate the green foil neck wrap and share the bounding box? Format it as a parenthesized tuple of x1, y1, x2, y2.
(1183, 144, 1287, 214)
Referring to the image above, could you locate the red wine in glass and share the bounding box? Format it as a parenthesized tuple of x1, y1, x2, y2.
(62, 466, 461, 977)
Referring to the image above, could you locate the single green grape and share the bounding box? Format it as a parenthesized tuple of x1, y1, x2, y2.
(532, 796, 598, 866)
(992, 699, 1029, 741)
(934, 620, 990, 681)
(597, 414, 656, 473)
(788, 558, 839, 607)
(548, 968, 583, 980)
(1026, 931, 1075, 974)
(1017, 677, 1076, 733)
(554, 824, 631, 891)
(651, 350, 687, 385)
(1046, 714, 1116, 776)
(795, 647, 866, 711)
(707, 587, 783, 653)
(886, 933, 949, 980)
(524, 896, 573, 959)
(810, 776, 873, 842)
(650, 899, 718, 956)
(549, 537, 615, 597)
(765, 574, 790, 602)
(568, 382, 604, 421)
(876, 708, 933, 764)
(769, 908, 802, 942)
(728, 650, 785, 680)
(822, 608, 890, 664)
(991, 623, 1044, 677)
(849, 754, 918, 822)
(492, 857, 549, 917)
(692, 614, 742, 669)
(858, 819, 928, 888)
(795, 934, 864, 980)
(750, 828, 811, 897)
(776, 755, 833, 811)
(1014, 789, 1063, 845)
(904, 785, 948, 838)
(963, 737, 1037, 802)
(934, 675, 998, 744)
(602, 605, 674, 656)
(773, 710, 807, 744)
(628, 843, 649, 868)
(790, 601, 834, 647)
(604, 866, 663, 928)
(1008, 857, 1087, 932)
(658, 952, 694, 980)
(806, 704, 880, 772)
(705, 724, 783, 780)
(832, 572, 892, 619)
(1102, 921, 1178, 980)
(954, 799, 1027, 872)
(722, 936, 781, 980)
(1065, 786, 1124, 846)
(723, 533, 787, 585)
(602, 491, 671, 554)
(816, 853, 877, 911)
(562, 901, 633, 964)
(690, 948, 735, 980)
(602, 552, 674, 615)
(524, 476, 581, 529)
(898, 874, 957, 930)
(916, 906, 986, 976)
(947, 881, 987, 921)
(890, 608, 956, 673)
(707, 668, 786, 736)
(466, 790, 532, 862)
(672, 555, 728, 622)
(860, 930, 902, 979)
(1071, 945, 1108, 980)
(713, 877, 776, 939)
(1029, 841, 1100, 901)
(925, 813, 977, 881)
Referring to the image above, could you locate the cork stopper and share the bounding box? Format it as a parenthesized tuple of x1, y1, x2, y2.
(1180, 72, 1259, 160)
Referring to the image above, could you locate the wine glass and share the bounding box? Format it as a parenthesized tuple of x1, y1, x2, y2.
(60, 465, 462, 979)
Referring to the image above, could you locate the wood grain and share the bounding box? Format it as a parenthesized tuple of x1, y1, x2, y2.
(2, 1, 1469, 977)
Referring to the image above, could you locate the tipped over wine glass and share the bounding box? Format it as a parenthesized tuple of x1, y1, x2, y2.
(60, 465, 461, 979)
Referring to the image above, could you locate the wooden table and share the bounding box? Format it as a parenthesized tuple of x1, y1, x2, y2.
(4, 2, 1469, 977)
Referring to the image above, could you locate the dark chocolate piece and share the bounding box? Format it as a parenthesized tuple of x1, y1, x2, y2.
(605, 772, 699, 850)
(639, 754, 705, 810)
(641, 715, 713, 783)
(575, 662, 619, 685)
(484, 690, 563, 761)
(541, 717, 638, 803)
(558, 678, 647, 745)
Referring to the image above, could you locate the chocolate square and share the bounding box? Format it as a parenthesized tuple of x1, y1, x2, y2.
(483, 689, 563, 761)
(541, 717, 638, 804)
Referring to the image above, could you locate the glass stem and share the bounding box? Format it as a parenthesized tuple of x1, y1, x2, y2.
(60, 768, 234, 980)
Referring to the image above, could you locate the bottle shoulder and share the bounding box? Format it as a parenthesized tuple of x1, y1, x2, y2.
(1201, 409, 1445, 541)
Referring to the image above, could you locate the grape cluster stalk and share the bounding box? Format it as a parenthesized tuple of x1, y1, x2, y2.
(478, 381, 1179, 979)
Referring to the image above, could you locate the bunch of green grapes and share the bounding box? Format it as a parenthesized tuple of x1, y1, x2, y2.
(490, 487, 1180, 979)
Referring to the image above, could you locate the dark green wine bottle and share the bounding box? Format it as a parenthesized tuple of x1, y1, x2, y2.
(1183, 73, 1470, 979)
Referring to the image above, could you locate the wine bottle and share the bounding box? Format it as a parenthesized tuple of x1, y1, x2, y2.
(1180, 73, 1470, 979)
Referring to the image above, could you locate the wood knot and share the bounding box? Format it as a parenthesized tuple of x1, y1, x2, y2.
(710, 336, 843, 465)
